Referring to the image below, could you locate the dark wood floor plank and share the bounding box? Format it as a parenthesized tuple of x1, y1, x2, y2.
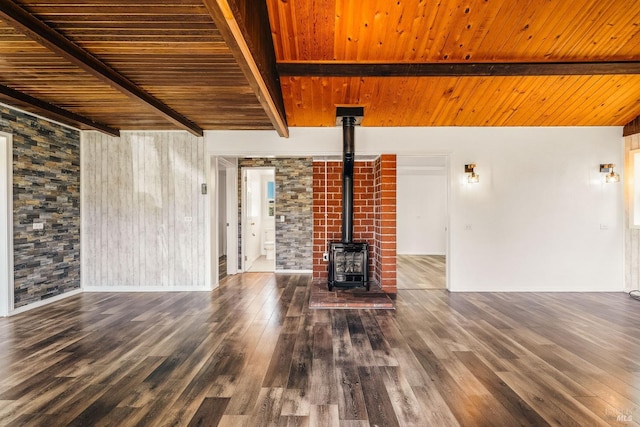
(360, 310, 397, 366)
(286, 312, 313, 390)
(1, 271, 639, 426)
(331, 310, 354, 365)
(335, 364, 367, 421)
(345, 312, 376, 366)
(187, 397, 230, 427)
(357, 366, 400, 427)
(262, 333, 297, 387)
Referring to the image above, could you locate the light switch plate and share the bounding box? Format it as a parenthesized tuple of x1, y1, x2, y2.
(33, 222, 44, 230)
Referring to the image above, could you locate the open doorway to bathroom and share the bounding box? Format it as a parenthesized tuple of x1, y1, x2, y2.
(242, 168, 276, 272)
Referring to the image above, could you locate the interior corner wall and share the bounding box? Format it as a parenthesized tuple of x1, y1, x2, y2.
(0, 106, 81, 308)
(81, 131, 208, 289)
(206, 126, 624, 292)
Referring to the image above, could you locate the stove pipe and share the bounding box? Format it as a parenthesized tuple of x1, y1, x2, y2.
(341, 116, 356, 243)
(335, 106, 363, 244)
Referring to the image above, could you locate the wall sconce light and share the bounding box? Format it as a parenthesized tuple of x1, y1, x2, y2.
(600, 163, 620, 183)
(465, 164, 479, 183)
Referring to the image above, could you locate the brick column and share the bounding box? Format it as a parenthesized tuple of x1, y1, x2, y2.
(375, 155, 397, 292)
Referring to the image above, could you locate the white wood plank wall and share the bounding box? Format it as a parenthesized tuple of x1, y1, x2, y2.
(82, 132, 207, 289)
(626, 134, 640, 291)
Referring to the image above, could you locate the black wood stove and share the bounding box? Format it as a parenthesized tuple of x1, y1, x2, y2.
(328, 107, 370, 291)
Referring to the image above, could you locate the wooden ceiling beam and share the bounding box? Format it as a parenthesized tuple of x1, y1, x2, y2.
(0, 84, 120, 137)
(278, 61, 640, 77)
(202, 0, 289, 138)
(0, 0, 203, 137)
(624, 116, 640, 136)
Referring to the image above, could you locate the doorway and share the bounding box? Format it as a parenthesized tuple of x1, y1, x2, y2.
(0, 133, 12, 316)
(396, 156, 449, 290)
(242, 168, 276, 272)
(217, 161, 228, 281)
(211, 157, 238, 287)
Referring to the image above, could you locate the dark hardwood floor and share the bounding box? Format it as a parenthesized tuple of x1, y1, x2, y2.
(1, 273, 639, 426)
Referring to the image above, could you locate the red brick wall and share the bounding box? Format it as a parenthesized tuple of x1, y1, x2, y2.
(374, 155, 397, 292)
(312, 155, 397, 292)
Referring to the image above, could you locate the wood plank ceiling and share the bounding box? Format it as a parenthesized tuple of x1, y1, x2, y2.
(267, 0, 640, 128)
(0, 0, 639, 135)
(0, 0, 286, 136)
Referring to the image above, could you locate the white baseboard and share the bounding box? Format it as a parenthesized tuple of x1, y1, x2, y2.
(84, 285, 214, 292)
(9, 288, 82, 316)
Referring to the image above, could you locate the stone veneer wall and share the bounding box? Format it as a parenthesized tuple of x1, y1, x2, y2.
(0, 106, 80, 308)
(238, 158, 313, 271)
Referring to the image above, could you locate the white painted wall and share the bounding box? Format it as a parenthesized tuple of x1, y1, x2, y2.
(82, 131, 210, 291)
(206, 126, 624, 292)
(397, 156, 447, 255)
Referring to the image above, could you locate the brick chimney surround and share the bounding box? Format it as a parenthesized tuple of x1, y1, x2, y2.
(312, 155, 397, 293)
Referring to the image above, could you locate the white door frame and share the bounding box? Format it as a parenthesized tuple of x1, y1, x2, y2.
(240, 167, 250, 272)
(224, 161, 238, 274)
(0, 132, 13, 316)
(209, 156, 239, 286)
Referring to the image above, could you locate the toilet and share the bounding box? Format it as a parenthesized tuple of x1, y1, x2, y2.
(264, 229, 275, 260)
